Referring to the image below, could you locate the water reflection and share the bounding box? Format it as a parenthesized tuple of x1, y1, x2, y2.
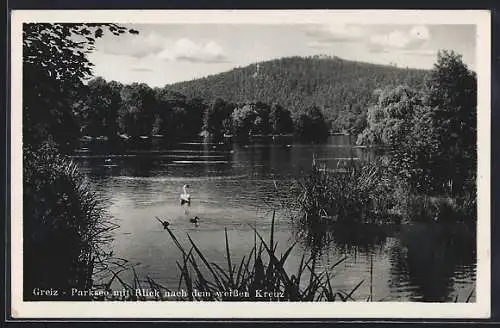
(388, 224, 476, 302)
(72, 136, 476, 302)
(294, 221, 476, 302)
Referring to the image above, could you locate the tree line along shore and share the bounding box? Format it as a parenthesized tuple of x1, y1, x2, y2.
(22, 24, 476, 301)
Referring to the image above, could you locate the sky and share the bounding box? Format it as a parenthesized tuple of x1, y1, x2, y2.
(88, 24, 476, 87)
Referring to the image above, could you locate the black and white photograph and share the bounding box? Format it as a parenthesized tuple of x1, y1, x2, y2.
(10, 10, 490, 318)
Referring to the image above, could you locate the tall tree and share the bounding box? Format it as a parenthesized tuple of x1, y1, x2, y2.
(203, 98, 232, 140)
(23, 23, 137, 300)
(293, 106, 329, 142)
(269, 103, 293, 134)
(119, 83, 156, 137)
(23, 23, 138, 152)
(153, 88, 187, 138)
(425, 50, 477, 194)
(232, 104, 258, 139)
(80, 77, 122, 140)
(357, 86, 423, 147)
(357, 51, 477, 195)
(252, 102, 271, 135)
(357, 85, 436, 192)
(185, 97, 206, 138)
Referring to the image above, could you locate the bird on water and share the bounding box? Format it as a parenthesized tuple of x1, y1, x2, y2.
(190, 216, 200, 224)
(180, 184, 191, 206)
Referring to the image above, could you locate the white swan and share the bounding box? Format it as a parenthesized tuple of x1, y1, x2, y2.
(180, 184, 191, 206)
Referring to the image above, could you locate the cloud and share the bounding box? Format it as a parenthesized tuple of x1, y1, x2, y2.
(402, 49, 436, 57)
(305, 24, 433, 55)
(99, 32, 229, 64)
(131, 66, 153, 72)
(307, 40, 330, 49)
(368, 25, 431, 52)
(305, 24, 364, 43)
(370, 48, 437, 57)
(370, 31, 412, 49)
(99, 31, 167, 58)
(158, 38, 228, 63)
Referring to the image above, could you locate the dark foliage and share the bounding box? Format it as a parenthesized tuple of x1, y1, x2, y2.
(358, 50, 476, 197)
(70, 56, 431, 144)
(293, 106, 330, 142)
(76, 81, 321, 143)
(166, 55, 428, 135)
(23, 23, 138, 153)
(22, 23, 135, 299)
(292, 160, 398, 225)
(23, 144, 116, 300)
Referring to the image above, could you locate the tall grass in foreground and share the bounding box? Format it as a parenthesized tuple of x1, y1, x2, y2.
(23, 143, 118, 300)
(96, 211, 363, 301)
(94, 210, 475, 302)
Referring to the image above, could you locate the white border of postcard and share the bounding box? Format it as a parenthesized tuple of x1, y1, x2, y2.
(10, 9, 491, 319)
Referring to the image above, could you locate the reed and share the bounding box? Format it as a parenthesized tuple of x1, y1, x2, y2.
(89, 205, 475, 303)
(292, 158, 476, 226)
(393, 184, 477, 226)
(162, 210, 360, 301)
(23, 143, 118, 300)
(97, 211, 362, 301)
(292, 159, 398, 226)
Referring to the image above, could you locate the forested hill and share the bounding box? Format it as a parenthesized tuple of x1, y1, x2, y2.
(166, 55, 429, 132)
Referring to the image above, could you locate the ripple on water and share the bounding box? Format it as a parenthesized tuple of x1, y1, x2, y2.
(112, 174, 249, 182)
(172, 160, 230, 164)
(81, 138, 476, 302)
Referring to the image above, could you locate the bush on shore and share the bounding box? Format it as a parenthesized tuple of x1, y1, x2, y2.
(23, 142, 116, 300)
(292, 160, 399, 226)
(394, 187, 477, 226)
(292, 159, 476, 227)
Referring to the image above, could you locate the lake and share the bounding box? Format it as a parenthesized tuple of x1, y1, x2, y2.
(72, 135, 476, 302)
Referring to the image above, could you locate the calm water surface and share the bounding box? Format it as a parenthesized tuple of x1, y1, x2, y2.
(73, 136, 476, 302)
